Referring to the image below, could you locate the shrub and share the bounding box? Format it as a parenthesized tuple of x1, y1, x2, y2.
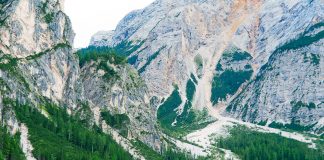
(44, 13, 54, 23)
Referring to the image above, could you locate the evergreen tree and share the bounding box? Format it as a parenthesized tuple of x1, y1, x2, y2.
(8, 99, 133, 160)
(216, 126, 323, 160)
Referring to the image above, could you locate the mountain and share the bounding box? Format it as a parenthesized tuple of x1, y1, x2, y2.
(0, 0, 162, 159)
(91, 0, 324, 134)
(0, 0, 323, 159)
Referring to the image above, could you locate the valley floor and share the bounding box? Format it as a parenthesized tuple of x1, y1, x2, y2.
(171, 105, 322, 159)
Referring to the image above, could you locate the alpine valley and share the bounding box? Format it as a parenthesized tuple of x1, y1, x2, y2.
(0, 0, 323, 160)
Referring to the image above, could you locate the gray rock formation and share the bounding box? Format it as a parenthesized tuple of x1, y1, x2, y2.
(80, 59, 161, 151)
(0, 0, 79, 112)
(90, 30, 115, 47)
(91, 0, 324, 133)
(0, 0, 162, 157)
(1, 0, 323, 158)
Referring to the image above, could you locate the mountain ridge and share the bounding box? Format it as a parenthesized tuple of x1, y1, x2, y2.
(91, 0, 324, 134)
(0, 0, 323, 159)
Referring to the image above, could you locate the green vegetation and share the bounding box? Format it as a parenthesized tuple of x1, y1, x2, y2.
(291, 101, 316, 113)
(211, 69, 253, 105)
(274, 23, 324, 54)
(315, 138, 324, 153)
(0, 18, 6, 27)
(222, 50, 252, 61)
(310, 53, 320, 65)
(244, 64, 252, 70)
(44, 13, 54, 23)
(268, 122, 316, 132)
(215, 126, 323, 160)
(127, 54, 138, 65)
(6, 99, 133, 160)
(80, 40, 141, 70)
(194, 54, 203, 68)
(76, 46, 126, 67)
(0, 43, 71, 92)
(303, 53, 320, 66)
(26, 43, 71, 60)
(241, 104, 249, 119)
(80, 41, 143, 66)
(0, 78, 11, 94)
(74, 102, 94, 128)
(114, 40, 145, 57)
(101, 111, 130, 137)
(216, 63, 223, 71)
(194, 54, 203, 77)
(158, 82, 212, 137)
(176, 101, 195, 126)
(138, 46, 165, 73)
(259, 22, 323, 77)
(131, 139, 204, 160)
(232, 51, 252, 61)
(40, 0, 55, 24)
(131, 140, 162, 160)
(0, 52, 30, 91)
(177, 79, 196, 126)
(211, 48, 253, 105)
(185, 79, 195, 102)
(305, 22, 324, 35)
(40, 0, 49, 14)
(0, 52, 18, 71)
(257, 120, 268, 126)
(162, 149, 205, 160)
(76, 45, 149, 82)
(0, 43, 70, 92)
(97, 61, 119, 81)
(175, 108, 211, 137)
(157, 88, 182, 131)
(125, 68, 145, 90)
(0, 126, 25, 160)
(190, 73, 198, 84)
(0, 1, 8, 27)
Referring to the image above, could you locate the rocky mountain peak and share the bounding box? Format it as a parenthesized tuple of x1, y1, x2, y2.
(0, 0, 323, 159)
(90, 0, 323, 133)
(90, 30, 115, 47)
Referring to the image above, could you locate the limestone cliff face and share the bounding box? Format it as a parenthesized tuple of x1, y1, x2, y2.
(1, 0, 323, 158)
(0, 0, 71, 58)
(0, 0, 162, 157)
(91, 0, 324, 133)
(0, 0, 78, 116)
(0, 0, 78, 103)
(227, 29, 324, 132)
(80, 60, 161, 151)
(0, 0, 80, 158)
